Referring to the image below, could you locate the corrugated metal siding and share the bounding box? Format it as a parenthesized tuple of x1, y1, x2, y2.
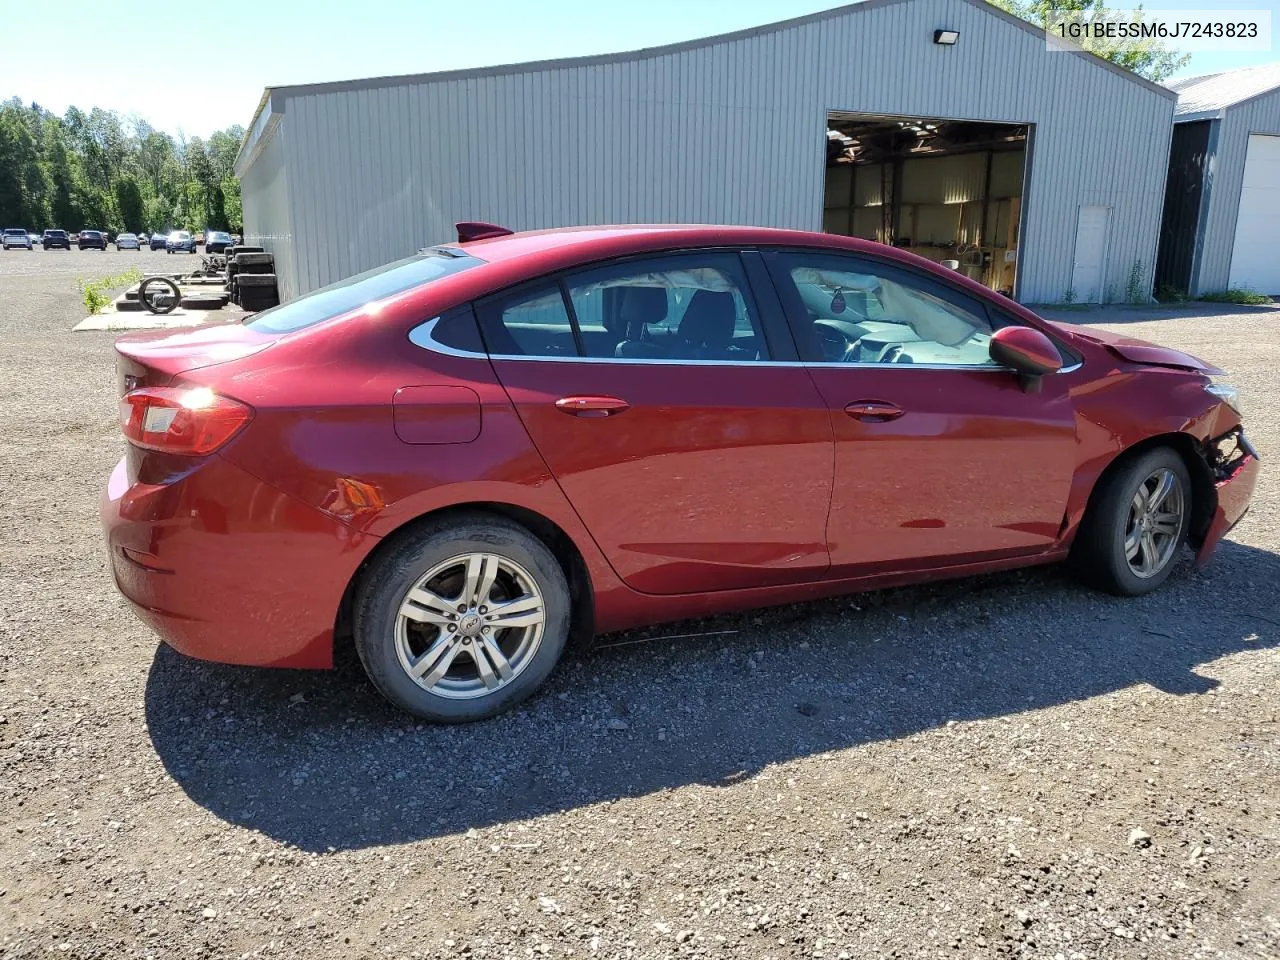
(1187, 87, 1280, 294)
(243, 0, 1172, 304)
(239, 119, 298, 301)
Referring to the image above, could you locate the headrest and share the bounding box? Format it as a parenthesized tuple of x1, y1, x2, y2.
(677, 290, 736, 347)
(618, 287, 668, 339)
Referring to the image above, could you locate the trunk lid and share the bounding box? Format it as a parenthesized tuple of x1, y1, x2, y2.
(1048, 322, 1223, 375)
(114, 322, 276, 393)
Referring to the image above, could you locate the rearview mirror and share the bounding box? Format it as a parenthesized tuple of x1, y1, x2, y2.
(989, 326, 1063, 392)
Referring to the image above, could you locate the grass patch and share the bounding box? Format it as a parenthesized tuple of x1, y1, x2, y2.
(1198, 288, 1273, 306)
(78, 268, 143, 314)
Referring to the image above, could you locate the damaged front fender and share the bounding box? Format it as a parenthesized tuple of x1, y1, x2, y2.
(1192, 427, 1261, 570)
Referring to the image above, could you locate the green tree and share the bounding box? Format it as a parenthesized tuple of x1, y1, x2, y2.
(988, 0, 1191, 81)
(0, 104, 44, 225)
(44, 131, 82, 229)
(114, 175, 145, 232)
(0, 97, 242, 232)
(221, 176, 242, 232)
(146, 193, 176, 234)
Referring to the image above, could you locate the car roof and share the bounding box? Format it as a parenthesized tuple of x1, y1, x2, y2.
(450, 224, 945, 272)
(446, 224, 942, 282)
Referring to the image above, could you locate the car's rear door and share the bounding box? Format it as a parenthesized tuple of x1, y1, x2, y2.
(479, 249, 834, 595)
(764, 248, 1078, 577)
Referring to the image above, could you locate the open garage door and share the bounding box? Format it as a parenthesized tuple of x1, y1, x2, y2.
(1228, 134, 1280, 296)
(823, 113, 1029, 298)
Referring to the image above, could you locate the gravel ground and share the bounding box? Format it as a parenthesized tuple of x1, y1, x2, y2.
(1, 249, 1277, 959)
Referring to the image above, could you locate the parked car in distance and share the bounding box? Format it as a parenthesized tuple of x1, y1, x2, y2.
(42, 229, 71, 250)
(205, 230, 233, 254)
(166, 230, 196, 254)
(77, 230, 107, 251)
(149, 232, 168, 251)
(102, 223, 1260, 724)
(138, 233, 150, 246)
(115, 233, 140, 250)
(28, 232, 41, 246)
(195, 231, 206, 245)
(3, 228, 33, 249)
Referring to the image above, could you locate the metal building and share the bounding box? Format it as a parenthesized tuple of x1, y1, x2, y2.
(1156, 64, 1280, 297)
(235, 0, 1175, 304)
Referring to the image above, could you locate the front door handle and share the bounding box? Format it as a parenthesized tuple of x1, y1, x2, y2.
(555, 395, 631, 418)
(845, 399, 904, 422)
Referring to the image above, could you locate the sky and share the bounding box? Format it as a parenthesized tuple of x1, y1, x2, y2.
(4, 0, 1279, 138)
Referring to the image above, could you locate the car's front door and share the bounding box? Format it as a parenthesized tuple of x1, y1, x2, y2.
(479, 250, 834, 595)
(765, 249, 1078, 578)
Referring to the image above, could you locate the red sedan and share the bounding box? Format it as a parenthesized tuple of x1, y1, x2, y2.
(102, 224, 1259, 722)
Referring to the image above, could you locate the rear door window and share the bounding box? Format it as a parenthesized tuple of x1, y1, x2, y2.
(565, 252, 771, 361)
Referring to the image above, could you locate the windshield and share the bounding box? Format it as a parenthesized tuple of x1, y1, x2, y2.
(244, 248, 485, 335)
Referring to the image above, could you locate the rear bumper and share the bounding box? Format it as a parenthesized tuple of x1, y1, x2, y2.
(101, 454, 378, 668)
(1194, 439, 1260, 569)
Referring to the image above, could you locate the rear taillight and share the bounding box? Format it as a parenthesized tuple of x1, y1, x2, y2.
(119, 386, 253, 455)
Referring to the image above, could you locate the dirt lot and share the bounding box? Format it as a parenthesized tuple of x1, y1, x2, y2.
(1, 249, 1277, 959)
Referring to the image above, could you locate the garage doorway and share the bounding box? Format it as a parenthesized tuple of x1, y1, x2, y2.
(823, 113, 1030, 297)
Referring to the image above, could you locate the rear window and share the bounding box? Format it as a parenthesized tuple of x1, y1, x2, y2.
(4, 229, 25, 236)
(244, 248, 485, 335)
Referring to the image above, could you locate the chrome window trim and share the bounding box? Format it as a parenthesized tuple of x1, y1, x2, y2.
(408, 316, 489, 359)
(410, 315, 1084, 374)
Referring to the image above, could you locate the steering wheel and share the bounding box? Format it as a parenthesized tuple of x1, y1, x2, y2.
(814, 324, 849, 361)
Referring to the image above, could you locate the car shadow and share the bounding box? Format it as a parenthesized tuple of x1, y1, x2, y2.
(144, 540, 1279, 852)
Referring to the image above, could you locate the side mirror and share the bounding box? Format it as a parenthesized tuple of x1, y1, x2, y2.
(989, 326, 1063, 392)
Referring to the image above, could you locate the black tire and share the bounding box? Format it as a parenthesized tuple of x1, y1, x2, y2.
(235, 272, 277, 287)
(353, 513, 571, 722)
(1070, 447, 1192, 596)
(138, 276, 181, 315)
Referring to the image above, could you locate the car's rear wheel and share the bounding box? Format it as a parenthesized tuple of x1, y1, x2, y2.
(353, 515, 571, 722)
(1070, 447, 1191, 596)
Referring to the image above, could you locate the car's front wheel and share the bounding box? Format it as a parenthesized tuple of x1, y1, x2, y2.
(353, 514, 571, 722)
(1071, 447, 1192, 596)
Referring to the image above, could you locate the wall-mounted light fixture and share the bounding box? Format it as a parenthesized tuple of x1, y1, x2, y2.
(933, 29, 960, 45)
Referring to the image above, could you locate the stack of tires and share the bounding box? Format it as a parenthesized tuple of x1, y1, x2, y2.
(226, 248, 280, 312)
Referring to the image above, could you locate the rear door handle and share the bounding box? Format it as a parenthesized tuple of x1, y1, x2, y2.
(845, 399, 904, 422)
(555, 395, 631, 418)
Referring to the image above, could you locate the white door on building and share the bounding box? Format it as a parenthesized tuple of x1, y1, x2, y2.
(1071, 205, 1111, 303)
(1228, 134, 1280, 295)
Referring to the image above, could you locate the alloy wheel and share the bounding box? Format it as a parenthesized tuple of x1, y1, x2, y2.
(394, 553, 546, 699)
(1123, 467, 1185, 578)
